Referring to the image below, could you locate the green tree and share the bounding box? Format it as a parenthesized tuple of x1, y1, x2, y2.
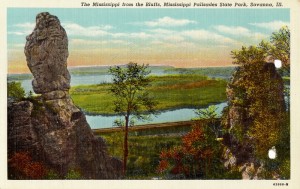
(259, 26, 290, 74)
(8, 81, 25, 101)
(230, 54, 286, 159)
(228, 27, 289, 163)
(231, 45, 266, 65)
(231, 26, 290, 75)
(109, 62, 157, 175)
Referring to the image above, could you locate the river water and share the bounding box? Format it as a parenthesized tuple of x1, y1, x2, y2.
(12, 74, 114, 94)
(86, 102, 227, 129)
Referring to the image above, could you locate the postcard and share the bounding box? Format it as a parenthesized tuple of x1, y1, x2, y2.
(1, 0, 300, 188)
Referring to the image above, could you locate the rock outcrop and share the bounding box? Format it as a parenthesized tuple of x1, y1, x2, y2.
(222, 62, 286, 179)
(8, 12, 122, 179)
(25, 12, 70, 94)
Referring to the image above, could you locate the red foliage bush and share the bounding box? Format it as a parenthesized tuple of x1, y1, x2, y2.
(8, 151, 47, 179)
(157, 122, 220, 178)
(9, 152, 31, 172)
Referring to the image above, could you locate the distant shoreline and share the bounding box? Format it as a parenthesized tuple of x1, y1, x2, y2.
(8, 65, 237, 75)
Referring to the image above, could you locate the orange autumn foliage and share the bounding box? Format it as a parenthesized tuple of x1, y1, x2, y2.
(8, 152, 47, 179)
(157, 123, 218, 178)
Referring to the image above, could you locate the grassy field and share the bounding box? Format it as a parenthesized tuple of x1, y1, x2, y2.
(70, 74, 227, 115)
(99, 128, 186, 179)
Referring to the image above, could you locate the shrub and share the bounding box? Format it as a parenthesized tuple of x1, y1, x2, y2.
(157, 122, 224, 179)
(8, 152, 47, 179)
(8, 81, 25, 101)
(46, 169, 60, 180)
(23, 162, 47, 179)
(65, 169, 82, 179)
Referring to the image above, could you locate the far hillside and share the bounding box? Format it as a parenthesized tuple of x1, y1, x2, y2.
(8, 66, 236, 80)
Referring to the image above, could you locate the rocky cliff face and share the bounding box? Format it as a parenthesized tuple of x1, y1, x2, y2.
(8, 12, 122, 179)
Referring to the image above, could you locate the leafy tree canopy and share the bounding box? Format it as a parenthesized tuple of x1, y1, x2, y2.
(231, 26, 290, 75)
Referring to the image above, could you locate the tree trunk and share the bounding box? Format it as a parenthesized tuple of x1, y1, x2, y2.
(123, 115, 129, 176)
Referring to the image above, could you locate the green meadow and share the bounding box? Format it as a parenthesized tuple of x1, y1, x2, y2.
(98, 127, 187, 179)
(70, 74, 227, 115)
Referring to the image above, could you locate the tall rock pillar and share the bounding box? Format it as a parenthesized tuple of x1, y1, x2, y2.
(9, 12, 122, 179)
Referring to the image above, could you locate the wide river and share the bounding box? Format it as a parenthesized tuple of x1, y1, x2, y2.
(10, 72, 228, 129)
(86, 102, 227, 129)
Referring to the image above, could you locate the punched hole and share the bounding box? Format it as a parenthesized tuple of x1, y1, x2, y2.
(274, 59, 282, 69)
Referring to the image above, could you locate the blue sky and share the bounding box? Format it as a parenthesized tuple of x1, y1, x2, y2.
(7, 8, 290, 73)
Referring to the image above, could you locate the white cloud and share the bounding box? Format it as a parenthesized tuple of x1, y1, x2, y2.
(214, 25, 250, 36)
(111, 32, 152, 39)
(8, 31, 28, 36)
(9, 21, 250, 51)
(63, 22, 152, 39)
(148, 28, 238, 47)
(10, 21, 152, 40)
(70, 38, 130, 47)
(147, 28, 184, 42)
(181, 30, 237, 44)
(62, 23, 110, 37)
(149, 28, 236, 49)
(214, 25, 267, 39)
(9, 22, 113, 37)
(129, 32, 152, 39)
(101, 25, 114, 30)
(148, 28, 174, 35)
(14, 22, 35, 30)
(8, 22, 35, 36)
(249, 21, 289, 31)
(70, 39, 107, 45)
(144, 17, 196, 27)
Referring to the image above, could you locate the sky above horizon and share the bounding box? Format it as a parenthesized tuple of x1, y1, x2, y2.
(7, 8, 289, 73)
